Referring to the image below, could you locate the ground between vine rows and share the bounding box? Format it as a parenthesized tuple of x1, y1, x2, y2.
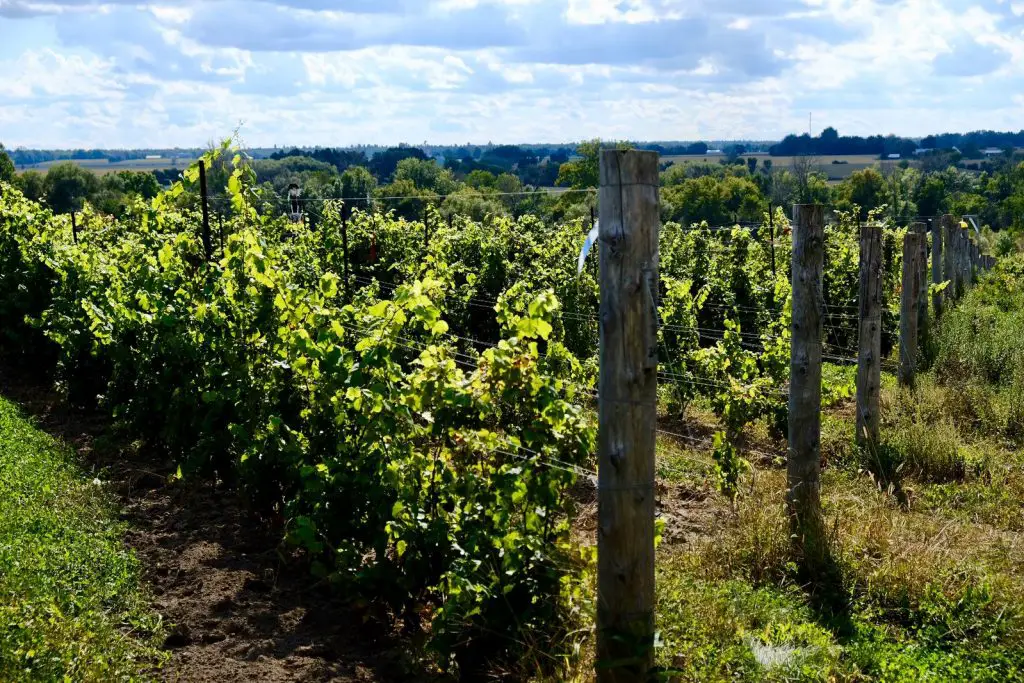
(0, 361, 433, 683)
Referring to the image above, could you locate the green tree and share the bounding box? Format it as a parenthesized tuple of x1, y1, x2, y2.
(340, 165, 377, 201)
(836, 168, 887, 219)
(44, 162, 99, 214)
(0, 144, 14, 184)
(556, 139, 600, 189)
(913, 174, 948, 217)
(394, 158, 457, 195)
(15, 171, 45, 202)
(465, 170, 496, 189)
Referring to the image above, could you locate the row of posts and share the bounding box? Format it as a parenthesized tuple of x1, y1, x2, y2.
(594, 148, 998, 682)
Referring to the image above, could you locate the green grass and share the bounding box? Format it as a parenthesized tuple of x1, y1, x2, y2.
(648, 259, 1024, 681)
(0, 395, 164, 682)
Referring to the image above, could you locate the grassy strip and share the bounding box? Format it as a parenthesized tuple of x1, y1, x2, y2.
(652, 368, 1024, 680)
(0, 395, 164, 682)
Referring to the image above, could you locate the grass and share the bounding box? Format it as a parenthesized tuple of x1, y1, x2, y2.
(648, 261, 1024, 680)
(0, 395, 164, 681)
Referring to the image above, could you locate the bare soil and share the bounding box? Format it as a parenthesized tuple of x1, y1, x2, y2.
(0, 364, 433, 683)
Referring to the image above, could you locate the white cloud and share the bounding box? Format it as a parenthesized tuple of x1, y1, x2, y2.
(1, 0, 1023, 147)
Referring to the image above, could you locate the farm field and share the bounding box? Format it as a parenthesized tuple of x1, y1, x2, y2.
(662, 153, 908, 181)
(1, 144, 1023, 681)
(16, 156, 196, 175)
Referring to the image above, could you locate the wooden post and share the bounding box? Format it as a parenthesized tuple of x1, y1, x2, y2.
(932, 218, 943, 319)
(788, 204, 827, 574)
(942, 215, 956, 302)
(198, 160, 212, 262)
(597, 149, 659, 682)
(913, 222, 928, 346)
(856, 223, 883, 449)
(340, 203, 350, 300)
(899, 232, 922, 388)
(957, 226, 968, 297)
(768, 203, 777, 310)
(70, 211, 78, 244)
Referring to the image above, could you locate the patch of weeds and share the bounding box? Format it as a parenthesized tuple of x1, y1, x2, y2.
(822, 363, 857, 408)
(0, 396, 165, 682)
(655, 561, 842, 682)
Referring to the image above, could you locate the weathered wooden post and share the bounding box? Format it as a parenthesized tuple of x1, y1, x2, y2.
(913, 222, 928, 346)
(856, 223, 883, 449)
(198, 160, 212, 262)
(70, 211, 78, 244)
(788, 204, 827, 574)
(942, 215, 956, 303)
(899, 232, 923, 388)
(932, 218, 943, 319)
(957, 226, 969, 295)
(597, 149, 659, 683)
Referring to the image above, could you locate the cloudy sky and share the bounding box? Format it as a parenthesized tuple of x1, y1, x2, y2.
(1, 0, 1023, 148)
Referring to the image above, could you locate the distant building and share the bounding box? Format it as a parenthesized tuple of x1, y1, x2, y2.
(982, 147, 1004, 156)
(145, 154, 162, 160)
(887, 154, 901, 160)
(706, 149, 724, 155)
(914, 148, 934, 156)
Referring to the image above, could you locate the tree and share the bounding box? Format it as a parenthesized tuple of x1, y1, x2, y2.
(792, 156, 831, 204)
(15, 171, 45, 202)
(0, 144, 15, 184)
(394, 158, 457, 195)
(368, 146, 428, 181)
(913, 175, 948, 217)
(836, 168, 887, 219)
(44, 162, 99, 214)
(340, 165, 376, 201)
(662, 174, 765, 226)
(465, 170, 496, 189)
(555, 139, 601, 189)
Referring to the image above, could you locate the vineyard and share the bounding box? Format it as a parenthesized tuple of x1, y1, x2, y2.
(2, 143, 1024, 682)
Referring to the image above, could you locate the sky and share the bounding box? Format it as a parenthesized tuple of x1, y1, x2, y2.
(1, 0, 1023, 148)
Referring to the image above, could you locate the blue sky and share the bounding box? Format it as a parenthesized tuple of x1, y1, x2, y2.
(1, 0, 1023, 148)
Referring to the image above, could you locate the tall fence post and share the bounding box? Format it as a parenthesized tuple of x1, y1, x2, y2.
(913, 222, 928, 347)
(856, 223, 883, 449)
(942, 215, 956, 303)
(932, 218, 943, 319)
(198, 160, 212, 262)
(956, 225, 967, 298)
(899, 232, 923, 388)
(70, 211, 78, 244)
(597, 149, 659, 682)
(788, 204, 827, 574)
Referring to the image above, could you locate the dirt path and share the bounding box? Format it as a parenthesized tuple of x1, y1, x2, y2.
(0, 367, 429, 683)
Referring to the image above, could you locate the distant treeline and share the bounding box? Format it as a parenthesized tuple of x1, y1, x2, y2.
(9, 148, 206, 166)
(771, 127, 1024, 158)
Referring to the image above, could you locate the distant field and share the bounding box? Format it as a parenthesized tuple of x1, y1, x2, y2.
(662, 153, 907, 182)
(16, 157, 195, 175)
